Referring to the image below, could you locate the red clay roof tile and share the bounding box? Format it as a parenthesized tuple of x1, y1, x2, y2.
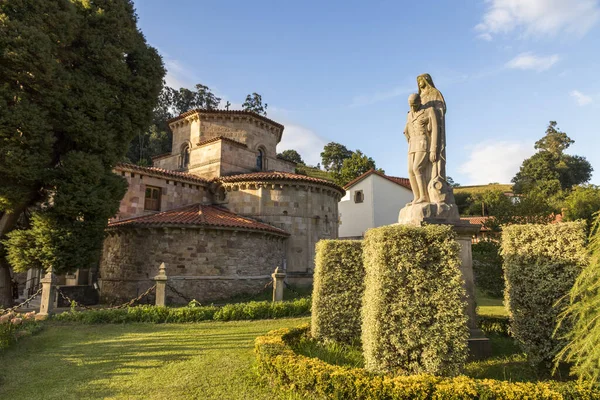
(219, 171, 345, 194)
(116, 163, 208, 185)
(167, 109, 284, 131)
(108, 203, 289, 236)
(343, 169, 411, 190)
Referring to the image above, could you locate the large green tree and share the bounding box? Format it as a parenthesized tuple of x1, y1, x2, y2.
(320, 142, 353, 175)
(562, 185, 600, 228)
(512, 121, 593, 198)
(0, 0, 164, 306)
(277, 149, 304, 165)
(334, 150, 381, 186)
(242, 92, 267, 116)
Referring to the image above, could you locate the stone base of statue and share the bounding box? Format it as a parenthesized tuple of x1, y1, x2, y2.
(397, 212, 492, 360)
(397, 201, 460, 226)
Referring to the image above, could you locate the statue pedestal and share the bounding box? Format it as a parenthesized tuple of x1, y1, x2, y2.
(398, 208, 492, 360)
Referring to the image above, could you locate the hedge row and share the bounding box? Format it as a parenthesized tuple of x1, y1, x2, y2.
(255, 325, 600, 400)
(478, 316, 511, 337)
(53, 297, 311, 324)
(502, 222, 588, 368)
(362, 224, 468, 376)
(311, 240, 364, 345)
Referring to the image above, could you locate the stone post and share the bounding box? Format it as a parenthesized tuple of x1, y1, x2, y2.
(36, 267, 57, 320)
(154, 262, 168, 307)
(271, 267, 286, 302)
(451, 221, 492, 360)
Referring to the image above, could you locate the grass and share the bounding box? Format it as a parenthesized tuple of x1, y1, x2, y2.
(294, 165, 334, 182)
(0, 318, 310, 400)
(475, 289, 508, 317)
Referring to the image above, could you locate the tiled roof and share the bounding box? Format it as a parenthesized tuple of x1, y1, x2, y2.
(344, 169, 411, 190)
(116, 163, 208, 185)
(460, 216, 491, 231)
(167, 109, 284, 130)
(108, 204, 289, 236)
(196, 136, 247, 148)
(219, 171, 345, 193)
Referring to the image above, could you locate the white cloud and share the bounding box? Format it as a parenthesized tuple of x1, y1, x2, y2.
(459, 140, 534, 185)
(505, 52, 559, 71)
(163, 59, 198, 89)
(277, 124, 327, 167)
(476, 0, 600, 39)
(570, 90, 593, 106)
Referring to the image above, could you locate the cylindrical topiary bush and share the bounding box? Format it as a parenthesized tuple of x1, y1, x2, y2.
(311, 240, 364, 344)
(502, 221, 588, 369)
(361, 224, 469, 376)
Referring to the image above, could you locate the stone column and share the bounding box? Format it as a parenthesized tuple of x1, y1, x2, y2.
(451, 221, 491, 360)
(271, 267, 286, 302)
(154, 262, 168, 307)
(36, 267, 57, 320)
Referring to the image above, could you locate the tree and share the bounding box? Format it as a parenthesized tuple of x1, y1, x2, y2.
(320, 142, 353, 174)
(277, 149, 304, 165)
(447, 176, 460, 187)
(0, 0, 164, 306)
(334, 150, 381, 186)
(563, 185, 600, 228)
(126, 82, 220, 165)
(242, 92, 267, 116)
(513, 121, 592, 198)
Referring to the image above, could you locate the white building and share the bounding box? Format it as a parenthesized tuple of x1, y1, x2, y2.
(338, 169, 413, 238)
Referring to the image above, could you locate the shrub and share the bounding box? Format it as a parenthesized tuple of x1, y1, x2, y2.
(556, 214, 600, 385)
(361, 224, 469, 376)
(311, 240, 364, 345)
(478, 316, 511, 337)
(502, 222, 588, 369)
(255, 325, 599, 400)
(0, 311, 41, 351)
(472, 240, 504, 297)
(52, 297, 311, 324)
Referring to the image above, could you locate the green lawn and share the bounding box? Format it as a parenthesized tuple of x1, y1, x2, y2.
(475, 289, 507, 317)
(0, 318, 309, 400)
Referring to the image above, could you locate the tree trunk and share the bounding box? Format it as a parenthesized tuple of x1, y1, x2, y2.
(0, 206, 27, 308)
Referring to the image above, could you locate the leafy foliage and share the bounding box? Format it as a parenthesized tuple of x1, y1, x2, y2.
(0, 0, 164, 281)
(562, 185, 600, 228)
(320, 142, 353, 174)
(512, 121, 592, 198)
(255, 325, 599, 399)
(242, 92, 268, 116)
(556, 213, 600, 385)
(361, 224, 468, 376)
(333, 150, 381, 186)
(311, 240, 364, 345)
(52, 297, 311, 323)
(472, 240, 504, 298)
(277, 149, 304, 165)
(501, 222, 588, 369)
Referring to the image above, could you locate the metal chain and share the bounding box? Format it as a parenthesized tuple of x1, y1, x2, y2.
(0, 287, 43, 315)
(263, 279, 273, 289)
(166, 283, 193, 304)
(283, 281, 301, 297)
(56, 285, 156, 311)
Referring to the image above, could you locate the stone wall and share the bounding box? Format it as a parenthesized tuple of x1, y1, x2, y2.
(99, 227, 286, 304)
(223, 182, 341, 282)
(114, 170, 209, 220)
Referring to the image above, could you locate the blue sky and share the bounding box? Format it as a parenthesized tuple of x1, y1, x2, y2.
(133, 0, 600, 185)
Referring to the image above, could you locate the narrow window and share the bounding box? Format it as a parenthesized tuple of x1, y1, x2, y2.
(180, 144, 190, 168)
(354, 190, 364, 203)
(144, 186, 161, 211)
(256, 149, 264, 170)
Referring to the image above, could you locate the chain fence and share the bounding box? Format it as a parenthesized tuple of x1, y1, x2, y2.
(56, 285, 156, 311)
(166, 283, 193, 304)
(0, 287, 43, 316)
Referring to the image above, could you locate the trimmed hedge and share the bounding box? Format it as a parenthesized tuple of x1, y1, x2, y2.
(361, 224, 469, 376)
(472, 239, 504, 297)
(255, 325, 600, 400)
(478, 316, 511, 337)
(52, 297, 311, 324)
(502, 222, 588, 368)
(311, 240, 364, 344)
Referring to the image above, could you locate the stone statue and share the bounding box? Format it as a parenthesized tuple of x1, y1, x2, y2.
(398, 74, 459, 225)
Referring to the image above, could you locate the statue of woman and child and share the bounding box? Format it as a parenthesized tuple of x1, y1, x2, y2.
(398, 73, 459, 224)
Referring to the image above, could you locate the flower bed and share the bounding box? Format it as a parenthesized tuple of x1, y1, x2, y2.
(255, 325, 599, 399)
(0, 311, 42, 351)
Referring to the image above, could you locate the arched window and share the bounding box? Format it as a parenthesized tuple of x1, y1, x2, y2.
(256, 148, 265, 171)
(180, 143, 190, 169)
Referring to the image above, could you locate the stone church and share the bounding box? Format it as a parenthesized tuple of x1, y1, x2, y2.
(99, 110, 344, 303)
